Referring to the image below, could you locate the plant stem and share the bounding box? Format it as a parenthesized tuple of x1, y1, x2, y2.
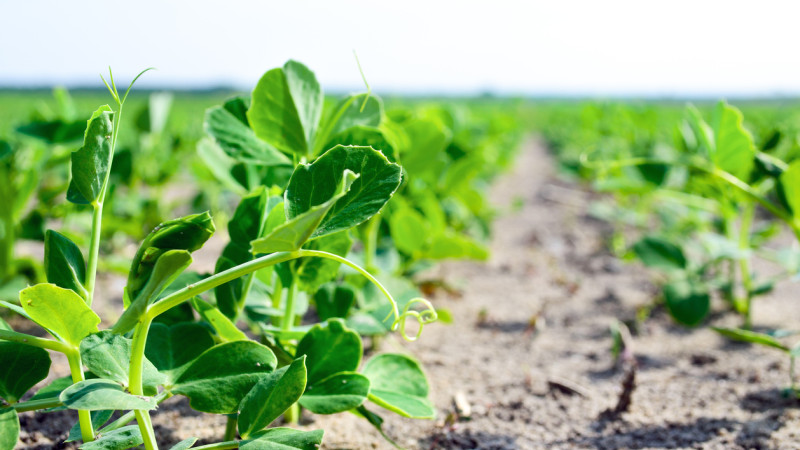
(98, 391, 172, 434)
(362, 213, 381, 273)
(130, 317, 159, 450)
(281, 274, 297, 331)
(191, 441, 239, 450)
(0, 206, 14, 282)
(738, 202, 756, 329)
(134, 409, 158, 450)
(237, 272, 256, 317)
(283, 403, 300, 425)
(0, 329, 72, 354)
(224, 414, 238, 441)
(84, 201, 103, 306)
(66, 350, 94, 443)
(12, 397, 63, 412)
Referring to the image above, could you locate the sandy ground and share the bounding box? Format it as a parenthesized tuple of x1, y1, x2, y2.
(13, 139, 800, 449)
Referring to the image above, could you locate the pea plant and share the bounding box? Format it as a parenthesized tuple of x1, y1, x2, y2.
(0, 64, 436, 450)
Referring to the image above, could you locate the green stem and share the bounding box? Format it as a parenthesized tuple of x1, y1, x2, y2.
(84, 202, 103, 306)
(191, 442, 239, 450)
(129, 317, 159, 450)
(281, 274, 297, 331)
(283, 403, 300, 425)
(67, 350, 94, 443)
(739, 202, 756, 329)
(237, 272, 256, 317)
(0, 329, 72, 354)
(224, 414, 238, 441)
(98, 391, 172, 434)
(12, 397, 63, 412)
(271, 273, 283, 328)
(134, 410, 158, 450)
(363, 214, 381, 273)
(0, 206, 14, 281)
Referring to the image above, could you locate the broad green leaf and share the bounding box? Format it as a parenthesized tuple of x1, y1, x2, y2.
(390, 208, 428, 255)
(197, 137, 248, 195)
(67, 105, 114, 204)
(113, 250, 193, 335)
(172, 341, 277, 414)
(0, 408, 19, 450)
(60, 379, 157, 411)
(0, 342, 50, 403)
(296, 231, 353, 293)
(400, 119, 449, 181)
(78, 425, 143, 450)
(780, 161, 800, 219)
(190, 297, 248, 342)
(296, 319, 362, 385)
(314, 283, 357, 321)
(423, 232, 488, 261)
(145, 322, 215, 382)
(251, 171, 356, 253)
(44, 230, 88, 300)
(323, 126, 396, 162)
(299, 372, 369, 414)
(238, 357, 307, 438)
(362, 353, 434, 419)
(79, 331, 165, 394)
(230, 187, 270, 244)
(285, 145, 402, 238)
(712, 327, 789, 351)
(663, 279, 710, 327)
(169, 438, 198, 450)
(126, 212, 215, 302)
(30, 375, 74, 401)
(20, 283, 101, 347)
(248, 60, 322, 157)
(204, 99, 290, 166)
(240, 428, 324, 450)
(711, 101, 755, 181)
(632, 236, 687, 272)
(66, 410, 114, 442)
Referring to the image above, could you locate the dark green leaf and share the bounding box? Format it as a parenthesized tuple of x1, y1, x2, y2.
(79, 425, 143, 450)
(713, 327, 789, 351)
(663, 279, 710, 327)
(79, 331, 165, 394)
(172, 341, 277, 414)
(238, 357, 307, 438)
(314, 283, 357, 321)
(44, 230, 87, 300)
(30, 375, 74, 401)
(0, 408, 19, 450)
(145, 322, 215, 382)
(362, 353, 434, 419)
(60, 379, 157, 411)
(323, 126, 395, 162)
(632, 236, 687, 272)
(0, 342, 50, 403)
(285, 145, 402, 238)
(240, 428, 324, 450)
(204, 100, 290, 166)
(296, 231, 352, 293)
(299, 372, 369, 414)
(20, 283, 101, 347)
(296, 319, 361, 385)
(67, 105, 114, 205)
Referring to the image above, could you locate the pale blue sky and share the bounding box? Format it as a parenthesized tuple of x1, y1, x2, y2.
(2, 0, 799, 96)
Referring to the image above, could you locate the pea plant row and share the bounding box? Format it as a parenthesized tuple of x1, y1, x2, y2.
(537, 100, 800, 395)
(0, 62, 522, 449)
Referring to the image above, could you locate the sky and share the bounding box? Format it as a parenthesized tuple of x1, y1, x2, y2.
(1, 0, 800, 97)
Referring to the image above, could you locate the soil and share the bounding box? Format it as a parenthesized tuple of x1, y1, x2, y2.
(13, 139, 800, 449)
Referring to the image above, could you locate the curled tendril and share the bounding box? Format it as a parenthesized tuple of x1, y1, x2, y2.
(391, 298, 438, 342)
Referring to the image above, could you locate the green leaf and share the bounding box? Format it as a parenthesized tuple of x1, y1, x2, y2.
(67, 105, 114, 204)
(238, 356, 307, 439)
(362, 353, 434, 419)
(632, 236, 687, 272)
(712, 327, 789, 352)
(299, 372, 369, 414)
(79, 331, 165, 395)
(315, 94, 383, 154)
(314, 283, 357, 321)
(168, 438, 198, 450)
(60, 379, 157, 411)
(66, 410, 114, 442)
(296, 231, 353, 293)
(196, 137, 248, 195)
(296, 319, 362, 385)
(0, 408, 19, 450)
(389, 208, 428, 255)
(780, 161, 800, 220)
(145, 322, 215, 383)
(711, 101, 755, 181)
(248, 60, 323, 157)
(323, 126, 395, 162)
(78, 425, 143, 450)
(20, 283, 101, 347)
(30, 375, 74, 401)
(204, 98, 290, 166)
(0, 342, 50, 403)
(240, 428, 324, 450)
(113, 250, 193, 335)
(285, 145, 402, 238)
(423, 232, 488, 261)
(191, 297, 248, 342)
(172, 341, 277, 414)
(251, 171, 357, 254)
(663, 279, 710, 327)
(44, 230, 88, 301)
